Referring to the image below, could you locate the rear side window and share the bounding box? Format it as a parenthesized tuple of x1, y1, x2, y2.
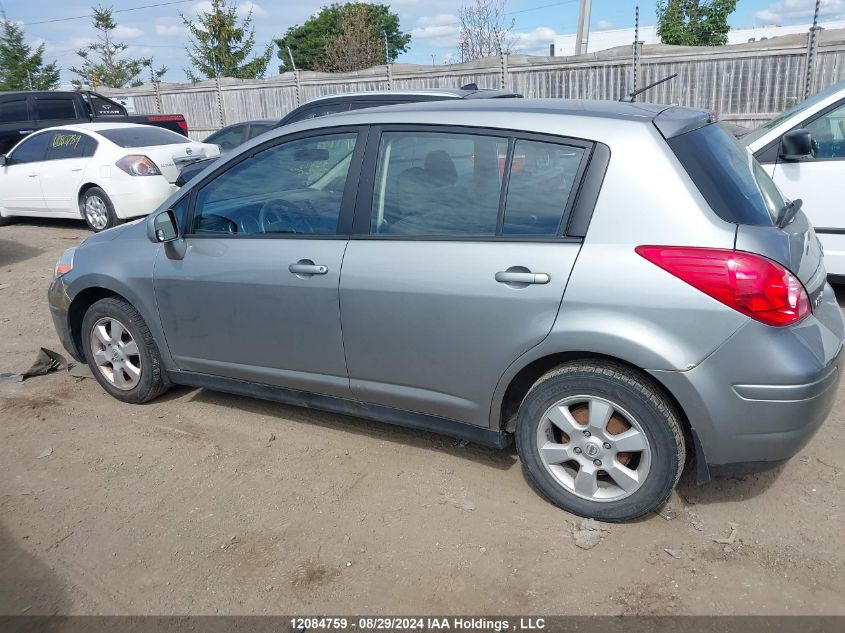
(45, 131, 98, 160)
(370, 130, 588, 237)
(99, 126, 189, 147)
(668, 123, 784, 225)
(35, 98, 77, 120)
(206, 125, 246, 150)
(503, 140, 586, 236)
(0, 98, 29, 123)
(371, 131, 507, 236)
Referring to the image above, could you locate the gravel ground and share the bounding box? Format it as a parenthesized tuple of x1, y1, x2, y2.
(1, 218, 844, 616)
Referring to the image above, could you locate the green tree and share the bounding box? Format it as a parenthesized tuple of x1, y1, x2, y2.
(70, 6, 166, 88)
(275, 3, 410, 73)
(656, 0, 737, 46)
(0, 14, 60, 90)
(180, 0, 273, 81)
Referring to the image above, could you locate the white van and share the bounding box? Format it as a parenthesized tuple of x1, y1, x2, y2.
(743, 81, 845, 277)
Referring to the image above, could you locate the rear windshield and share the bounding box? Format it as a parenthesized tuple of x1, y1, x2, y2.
(667, 123, 785, 226)
(98, 126, 189, 148)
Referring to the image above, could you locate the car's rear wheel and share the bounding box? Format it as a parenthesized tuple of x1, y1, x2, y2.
(0, 215, 14, 227)
(81, 187, 120, 232)
(82, 297, 169, 403)
(516, 360, 685, 522)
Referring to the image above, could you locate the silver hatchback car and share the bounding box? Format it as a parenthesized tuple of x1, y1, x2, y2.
(48, 100, 845, 521)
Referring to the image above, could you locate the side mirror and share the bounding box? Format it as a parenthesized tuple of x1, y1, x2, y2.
(0, 155, 7, 167)
(779, 129, 815, 161)
(147, 209, 179, 243)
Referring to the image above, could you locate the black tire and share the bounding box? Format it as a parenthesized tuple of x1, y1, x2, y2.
(0, 215, 14, 227)
(515, 360, 685, 522)
(80, 187, 121, 232)
(81, 297, 169, 404)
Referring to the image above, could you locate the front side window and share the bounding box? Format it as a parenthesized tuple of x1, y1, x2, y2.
(0, 98, 29, 123)
(371, 131, 508, 236)
(35, 98, 76, 120)
(191, 132, 357, 236)
(44, 131, 97, 160)
(248, 124, 274, 140)
(804, 103, 845, 159)
(10, 132, 51, 164)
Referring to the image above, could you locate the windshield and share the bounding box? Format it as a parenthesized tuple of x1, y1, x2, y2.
(98, 127, 190, 148)
(668, 123, 786, 226)
(743, 80, 845, 145)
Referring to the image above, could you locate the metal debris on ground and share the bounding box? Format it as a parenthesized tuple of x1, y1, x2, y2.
(37, 447, 53, 459)
(664, 548, 683, 559)
(440, 496, 476, 511)
(0, 348, 68, 383)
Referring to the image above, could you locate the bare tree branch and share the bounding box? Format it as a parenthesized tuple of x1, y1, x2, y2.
(457, 0, 515, 62)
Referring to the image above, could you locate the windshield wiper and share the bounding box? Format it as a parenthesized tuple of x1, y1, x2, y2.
(776, 198, 803, 229)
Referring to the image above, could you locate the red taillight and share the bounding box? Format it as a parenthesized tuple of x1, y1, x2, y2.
(177, 120, 188, 134)
(636, 246, 811, 327)
(116, 155, 162, 176)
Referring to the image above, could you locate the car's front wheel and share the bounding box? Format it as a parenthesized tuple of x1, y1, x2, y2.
(516, 360, 685, 522)
(80, 187, 120, 232)
(82, 297, 169, 404)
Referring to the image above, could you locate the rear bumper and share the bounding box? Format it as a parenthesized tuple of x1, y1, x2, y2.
(105, 176, 177, 220)
(651, 284, 845, 481)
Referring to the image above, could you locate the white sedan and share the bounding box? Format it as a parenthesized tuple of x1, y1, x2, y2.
(0, 123, 220, 231)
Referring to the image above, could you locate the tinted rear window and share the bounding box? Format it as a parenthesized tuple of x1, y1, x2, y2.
(668, 123, 784, 226)
(36, 98, 76, 120)
(98, 126, 189, 147)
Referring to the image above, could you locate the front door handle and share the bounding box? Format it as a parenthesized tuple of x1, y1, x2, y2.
(289, 261, 328, 276)
(495, 270, 550, 285)
(19, 130, 33, 135)
(27, 173, 37, 178)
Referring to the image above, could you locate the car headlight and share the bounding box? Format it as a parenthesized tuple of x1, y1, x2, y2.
(54, 247, 76, 279)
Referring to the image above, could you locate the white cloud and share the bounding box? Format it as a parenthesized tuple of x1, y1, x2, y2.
(112, 25, 144, 39)
(512, 26, 558, 54)
(755, 0, 845, 23)
(596, 20, 615, 30)
(411, 14, 461, 49)
(156, 23, 188, 36)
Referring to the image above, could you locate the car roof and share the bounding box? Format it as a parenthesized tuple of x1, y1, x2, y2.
(301, 88, 520, 105)
(217, 119, 276, 127)
(291, 98, 703, 130)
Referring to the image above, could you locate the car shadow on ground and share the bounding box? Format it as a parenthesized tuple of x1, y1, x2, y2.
(0, 521, 69, 615)
(1, 218, 86, 232)
(0, 239, 43, 268)
(675, 460, 784, 504)
(185, 387, 519, 470)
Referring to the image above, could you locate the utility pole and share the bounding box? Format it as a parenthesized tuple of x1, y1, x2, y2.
(804, 0, 821, 99)
(575, 0, 593, 55)
(631, 5, 641, 96)
(287, 46, 301, 106)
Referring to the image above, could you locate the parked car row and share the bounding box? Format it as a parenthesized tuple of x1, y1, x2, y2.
(47, 97, 845, 522)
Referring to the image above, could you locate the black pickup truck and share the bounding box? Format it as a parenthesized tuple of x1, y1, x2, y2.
(0, 90, 189, 154)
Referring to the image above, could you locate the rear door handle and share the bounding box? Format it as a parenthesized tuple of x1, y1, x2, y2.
(495, 271, 550, 285)
(289, 262, 328, 276)
(19, 130, 33, 135)
(27, 173, 38, 178)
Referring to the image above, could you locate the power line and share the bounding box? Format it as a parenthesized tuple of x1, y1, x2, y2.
(505, 0, 579, 16)
(21, 0, 194, 26)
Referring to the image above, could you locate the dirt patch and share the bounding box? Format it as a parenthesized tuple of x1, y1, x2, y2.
(1, 220, 844, 615)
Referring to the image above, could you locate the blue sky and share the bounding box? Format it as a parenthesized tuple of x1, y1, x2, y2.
(1, 0, 841, 83)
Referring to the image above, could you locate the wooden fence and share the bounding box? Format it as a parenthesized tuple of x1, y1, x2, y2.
(102, 29, 845, 140)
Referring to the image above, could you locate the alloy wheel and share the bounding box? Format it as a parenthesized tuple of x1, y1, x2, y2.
(84, 195, 109, 231)
(536, 395, 652, 502)
(89, 317, 142, 391)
